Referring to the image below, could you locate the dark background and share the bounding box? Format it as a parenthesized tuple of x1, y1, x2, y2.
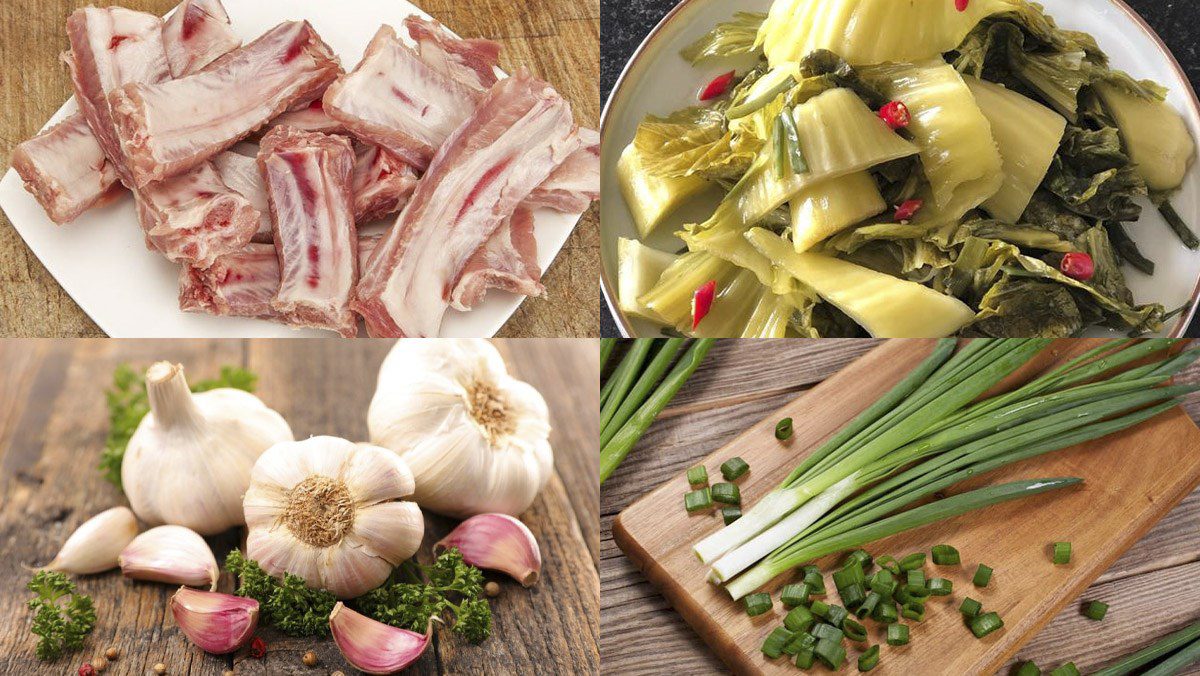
(599, 0, 1200, 338)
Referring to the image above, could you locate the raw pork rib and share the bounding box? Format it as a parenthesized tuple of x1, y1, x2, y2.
(179, 242, 281, 318)
(357, 233, 383, 271)
(451, 207, 544, 309)
(66, 6, 171, 186)
(11, 116, 120, 224)
(352, 71, 580, 337)
(352, 144, 418, 223)
(322, 25, 480, 169)
(526, 128, 600, 213)
(259, 127, 359, 337)
(212, 150, 273, 242)
(110, 20, 342, 187)
(403, 16, 500, 92)
(136, 162, 260, 267)
(264, 100, 347, 136)
(162, 0, 242, 78)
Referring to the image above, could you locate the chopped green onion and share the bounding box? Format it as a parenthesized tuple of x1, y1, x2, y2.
(875, 555, 901, 574)
(873, 601, 898, 624)
(795, 648, 815, 669)
(959, 597, 982, 618)
(840, 583, 866, 609)
(870, 570, 896, 597)
(775, 417, 794, 440)
(973, 564, 993, 588)
(1053, 542, 1072, 565)
(721, 506, 742, 525)
(762, 626, 793, 659)
(901, 602, 925, 622)
(811, 623, 843, 643)
(843, 619, 867, 642)
(810, 600, 831, 618)
(928, 578, 953, 596)
(784, 606, 815, 633)
(744, 592, 771, 616)
(887, 623, 910, 646)
(858, 645, 880, 671)
(1083, 600, 1108, 621)
(804, 570, 826, 595)
(684, 488, 712, 513)
(894, 586, 914, 605)
(784, 631, 816, 656)
(899, 553, 926, 571)
(833, 563, 865, 591)
(931, 544, 961, 565)
(856, 591, 882, 619)
(826, 605, 850, 628)
(686, 465, 708, 486)
(814, 637, 846, 670)
(844, 549, 873, 571)
(711, 482, 741, 505)
(720, 457, 750, 481)
(906, 569, 926, 591)
(1048, 664, 1080, 676)
(970, 611, 1004, 638)
(781, 583, 810, 608)
(1015, 661, 1041, 676)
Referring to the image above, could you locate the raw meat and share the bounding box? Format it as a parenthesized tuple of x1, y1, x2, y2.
(136, 161, 260, 267)
(10, 115, 121, 224)
(110, 20, 342, 187)
(357, 233, 383, 270)
(322, 25, 479, 169)
(211, 150, 273, 242)
(403, 16, 500, 92)
(162, 0, 241, 78)
(352, 144, 418, 223)
(263, 99, 347, 136)
(179, 242, 282, 318)
(66, 6, 172, 186)
(352, 71, 581, 337)
(526, 127, 600, 212)
(451, 207, 544, 309)
(258, 126, 359, 337)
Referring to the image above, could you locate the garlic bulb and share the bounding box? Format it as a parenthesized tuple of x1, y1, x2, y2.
(243, 436, 424, 599)
(119, 525, 219, 590)
(123, 362, 293, 535)
(41, 506, 138, 574)
(368, 339, 553, 518)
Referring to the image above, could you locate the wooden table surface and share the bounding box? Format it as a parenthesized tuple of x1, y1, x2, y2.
(600, 340, 1200, 675)
(0, 338, 599, 674)
(0, 0, 600, 338)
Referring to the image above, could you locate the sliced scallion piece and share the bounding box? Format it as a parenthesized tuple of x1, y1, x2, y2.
(784, 606, 815, 633)
(843, 618, 867, 642)
(809, 600, 831, 618)
(856, 591, 882, 619)
(870, 569, 896, 597)
(973, 564, 993, 588)
(795, 648, 815, 669)
(833, 563, 863, 591)
(970, 611, 1004, 638)
(684, 488, 712, 513)
(762, 626, 793, 659)
(959, 597, 982, 618)
(1083, 600, 1108, 621)
(775, 417, 794, 441)
(873, 601, 898, 624)
(899, 553, 926, 571)
(886, 623, 910, 646)
(931, 544, 961, 565)
(744, 592, 771, 616)
(901, 602, 925, 622)
(1053, 542, 1072, 565)
(826, 604, 850, 628)
(875, 555, 900, 574)
(814, 637, 846, 670)
(804, 569, 826, 595)
(858, 645, 880, 671)
(784, 631, 816, 657)
(711, 482, 741, 505)
(686, 465, 708, 486)
(928, 578, 953, 596)
(811, 623, 843, 643)
(844, 549, 873, 571)
(721, 457, 750, 481)
(721, 506, 742, 525)
(841, 583, 866, 609)
(781, 583, 809, 608)
(906, 569, 926, 591)
(1048, 664, 1080, 676)
(1015, 661, 1041, 676)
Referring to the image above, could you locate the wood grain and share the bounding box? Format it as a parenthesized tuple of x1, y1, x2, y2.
(602, 339, 1200, 676)
(0, 339, 598, 674)
(0, 0, 599, 338)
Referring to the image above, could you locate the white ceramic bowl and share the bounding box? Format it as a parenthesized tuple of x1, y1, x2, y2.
(600, 0, 1200, 337)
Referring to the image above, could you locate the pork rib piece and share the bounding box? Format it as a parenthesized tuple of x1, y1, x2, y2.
(11, 116, 121, 224)
(136, 161, 260, 267)
(352, 71, 580, 337)
(212, 150, 273, 243)
(179, 242, 282, 318)
(526, 127, 600, 213)
(263, 99, 347, 136)
(403, 16, 500, 92)
(451, 207, 544, 309)
(67, 6, 172, 187)
(352, 144, 418, 223)
(162, 0, 242, 78)
(111, 20, 342, 187)
(259, 127, 359, 337)
(322, 25, 479, 170)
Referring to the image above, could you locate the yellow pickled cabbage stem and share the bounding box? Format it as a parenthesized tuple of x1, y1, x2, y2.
(790, 171, 886, 252)
(757, 0, 1012, 67)
(742, 291, 798, 338)
(863, 61, 1003, 219)
(617, 143, 710, 238)
(640, 251, 737, 329)
(617, 238, 677, 324)
(690, 269, 764, 337)
(1095, 82, 1196, 192)
(747, 228, 976, 337)
(964, 77, 1067, 223)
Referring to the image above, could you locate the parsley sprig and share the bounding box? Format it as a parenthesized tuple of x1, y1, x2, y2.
(226, 550, 336, 637)
(355, 548, 493, 644)
(26, 571, 96, 661)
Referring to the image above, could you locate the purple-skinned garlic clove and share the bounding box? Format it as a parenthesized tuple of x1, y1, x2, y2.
(171, 587, 259, 654)
(329, 602, 435, 675)
(434, 513, 542, 587)
(119, 525, 219, 590)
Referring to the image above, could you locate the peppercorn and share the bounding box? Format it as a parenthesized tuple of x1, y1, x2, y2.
(223, 671, 235, 676)
(91, 656, 108, 672)
(153, 664, 166, 675)
(485, 581, 501, 597)
(331, 672, 346, 676)
(302, 650, 318, 667)
(104, 647, 119, 661)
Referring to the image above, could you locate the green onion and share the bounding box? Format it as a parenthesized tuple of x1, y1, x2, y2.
(973, 564, 993, 588)
(814, 637, 846, 669)
(599, 340, 656, 437)
(711, 482, 741, 505)
(603, 339, 687, 447)
(826, 605, 850, 628)
(886, 623, 910, 646)
(781, 583, 809, 608)
(858, 645, 880, 671)
(795, 648, 815, 669)
(726, 74, 797, 119)
(970, 611, 1004, 638)
(784, 631, 816, 656)
(721, 457, 750, 481)
(600, 339, 616, 369)
(928, 578, 953, 596)
(775, 418, 794, 441)
(762, 626, 793, 659)
(1048, 664, 1080, 676)
(1083, 600, 1108, 621)
(810, 623, 843, 643)
(873, 601, 898, 624)
(840, 583, 866, 609)
(784, 606, 815, 633)
(959, 597, 982, 618)
(684, 488, 712, 513)
(804, 572, 826, 595)
(721, 506, 742, 525)
(901, 602, 925, 622)
(833, 563, 864, 590)
(1142, 635, 1200, 676)
(875, 555, 900, 574)
(843, 618, 867, 642)
(1053, 542, 1072, 565)
(810, 600, 831, 618)
(870, 569, 896, 597)
(845, 549, 873, 570)
(1015, 661, 1041, 676)
(856, 591, 882, 619)
(906, 569, 926, 591)
(899, 553, 926, 571)
(931, 544, 961, 565)
(1092, 619, 1200, 676)
(687, 465, 708, 486)
(744, 592, 771, 616)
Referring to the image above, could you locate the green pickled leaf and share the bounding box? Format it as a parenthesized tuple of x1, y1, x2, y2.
(964, 276, 1083, 337)
(633, 107, 753, 180)
(680, 12, 765, 64)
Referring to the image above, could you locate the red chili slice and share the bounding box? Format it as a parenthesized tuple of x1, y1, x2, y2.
(1060, 252, 1095, 281)
(699, 71, 736, 101)
(878, 101, 911, 130)
(956, 0, 970, 11)
(692, 280, 717, 330)
(894, 199, 924, 222)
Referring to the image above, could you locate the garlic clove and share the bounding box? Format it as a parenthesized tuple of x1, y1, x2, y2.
(119, 525, 219, 590)
(170, 587, 259, 654)
(348, 502, 424, 564)
(328, 602, 435, 675)
(41, 506, 138, 575)
(434, 513, 542, 587)
(343, 443, 415, 504)
(321, 539, 397, 600)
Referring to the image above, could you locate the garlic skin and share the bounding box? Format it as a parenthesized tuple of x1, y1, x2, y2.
(329, 602, 434, 675)
(171, 587, 259, 654)
(368, 339, 553, 518)
(42, 506, 138, 574)
(123, 362, 293, 535)
(434, 513, 542, 587)
(119, 525, 219, 590)
(243, 436, 424, 599)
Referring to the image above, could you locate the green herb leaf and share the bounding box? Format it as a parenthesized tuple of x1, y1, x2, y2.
(226, 550, 336, 637)
(26, 571, 96, 661)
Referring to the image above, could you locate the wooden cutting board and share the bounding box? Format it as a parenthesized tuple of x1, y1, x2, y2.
(612, 339, 1200, 675)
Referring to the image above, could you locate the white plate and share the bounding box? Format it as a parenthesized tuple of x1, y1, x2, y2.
(599, 0, 1200, 338)
(0, 0, 588, 338)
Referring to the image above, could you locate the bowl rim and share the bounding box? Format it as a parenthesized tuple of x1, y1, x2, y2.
(599, 0, 1200, 338)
